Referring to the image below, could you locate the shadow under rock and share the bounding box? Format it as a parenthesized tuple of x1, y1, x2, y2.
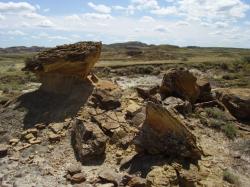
(120, 153, 197, 178)
(14, 81, 94, 129)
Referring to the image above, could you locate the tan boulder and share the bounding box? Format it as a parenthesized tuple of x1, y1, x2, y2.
(215, 88, 250, 121)
(160, 68, 200, 104)
(23, 42, 102, 94)
(134, 102, 203, 160)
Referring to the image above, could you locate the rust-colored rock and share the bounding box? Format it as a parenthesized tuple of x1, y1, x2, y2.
(160, 68, 200, 104)
(134, 102, 203, 160)
(215, 88, 250, 121)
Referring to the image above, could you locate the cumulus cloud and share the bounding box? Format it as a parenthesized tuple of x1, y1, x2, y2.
(88, 2, 111, 14)
(154, 25, 169, 33)
(151, 6, 178, 15)
(7, 30, 26, 36)
(0, 14, 5, 20)
(131, 0, 159, 10)
(36, 20, 55, 28)
(82, 13, 113, 20)
(0, 2, 36, 12)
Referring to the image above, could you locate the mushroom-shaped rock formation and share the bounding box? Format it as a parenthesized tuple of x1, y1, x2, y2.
(23, 41, 102, 94)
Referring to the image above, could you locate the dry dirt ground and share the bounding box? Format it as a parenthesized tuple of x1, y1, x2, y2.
(0, 43, 250, 187)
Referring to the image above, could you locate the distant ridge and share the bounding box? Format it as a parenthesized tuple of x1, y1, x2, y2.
(0, 46, 47, 53)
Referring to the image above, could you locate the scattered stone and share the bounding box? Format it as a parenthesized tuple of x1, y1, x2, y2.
(134, 102, 203, 160)
(159, 68, 200, 104)
(28, 138, 41, 145)
(96, 183, 114, 187)
(163, 96, 192, 115)
(72, 119, 108, 163)
(215, 88, 250, 120)
(26, 128, 38, 135)
(49, 123, 64, 134)
(67, 163, 82, 175)
(24, 133, 35, 140)
(71, 173, 87, 183)
(126, 100, 141, 118)
(92, 84, 122, 110)
(146, 166, 178, 187)
(0, 144, 8, 158)
(35, 123, 46, 129)
(48, 132, 61, 142)
(9, 138, 19, 145)
(127, 176, 146, 187)
(98, 168, 121, 186)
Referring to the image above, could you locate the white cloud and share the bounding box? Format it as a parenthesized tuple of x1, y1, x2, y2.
(154, 25, 169, 33)
(65, 14, 82, 22)
(176, 21, 189, 26)
(7, 30, 26, 36)
(151, 6, 178, 15)
(131, 0, 159, 10)
(88, 2, 111, 14)
(36, 20, 55, 28)
(0, 14, 5, 21)
(140, 16, 155, 22)
(82, 13, 113, 20)
(0, 2, 36, 12)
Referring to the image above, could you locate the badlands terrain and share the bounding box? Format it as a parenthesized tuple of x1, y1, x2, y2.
(0, 41, 250, 187)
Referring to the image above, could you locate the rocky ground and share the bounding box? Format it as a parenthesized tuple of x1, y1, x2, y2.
(0, 42, 250, 187)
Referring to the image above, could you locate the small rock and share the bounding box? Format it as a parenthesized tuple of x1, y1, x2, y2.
(27, 128, 38, 135)
(96, 184, 114, 187)
(99, 168, 121, 186)
(28, 138, 41, 145)
(71, 173, 86, 183)
(67, 163, 82, 175)
(9, 138, 19, 145)
(24, 133, 35, 140)
(35, 123, 46, 129)
(128, 177, 146, 187)
(49, 123, 64, 134)
(0, 144, 8, 158)
(48, 132, 61, 142)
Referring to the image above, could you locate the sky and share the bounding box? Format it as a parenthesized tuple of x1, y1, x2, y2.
(0, 0, 250, 48)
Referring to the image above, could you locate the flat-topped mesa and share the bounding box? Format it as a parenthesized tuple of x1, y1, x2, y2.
(23, 42, 102, 94)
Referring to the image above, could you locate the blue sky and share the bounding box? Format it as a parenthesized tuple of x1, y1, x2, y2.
(0, 0, 250, 48)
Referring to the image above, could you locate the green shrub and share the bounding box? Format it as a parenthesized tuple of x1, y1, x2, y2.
(222, 123, 237, 139)
(223, 170, 240, 185)
(204, 107, 227, 120)
(243, 56, 250, 63)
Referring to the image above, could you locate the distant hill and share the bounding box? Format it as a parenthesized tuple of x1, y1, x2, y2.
(0, 46, 47, 53)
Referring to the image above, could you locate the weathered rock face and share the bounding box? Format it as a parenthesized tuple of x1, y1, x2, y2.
(71, 119, 108, 163)
(196, 78, 214, 102)
(92, 80, 122, 110)
(163, 97, 192, 115)
(134, 102, 203, 160)
(215, 88, 250, 121)
(160, 68, 200, 104)
(23, 42, 102, 94)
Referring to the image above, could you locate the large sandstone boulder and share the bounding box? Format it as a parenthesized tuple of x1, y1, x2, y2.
(134, 102, 203, 160)
(23, 42, 102, 94)
(160, 68, 200, 104)
(71, 119, 108, 163)
(215, 88, 250, 121)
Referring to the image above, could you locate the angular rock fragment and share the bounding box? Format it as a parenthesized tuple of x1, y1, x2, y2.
(196, 78, 214, 103)
(23, 42, 102, 94)
(215, 88, 250, 121)
(72, 119, 108, 163)
(134, 102, 203, 160)
(160, 68, 200, 104)
(163, 96, 192, 115)
(98, 168, 122, 186)
(92, 80, 122, 110)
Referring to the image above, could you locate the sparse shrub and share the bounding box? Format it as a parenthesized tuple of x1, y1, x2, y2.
(221, 123, 237, 139)
(7, 66, 16, 72)
(204, 107, 226, 120)
(209, 119, 225, 129)
(181, 57, 188, 61)
(204, 107, 238, 139)
(220, 63, 229, 70)
(243, 56, 250, 63)
(223, 170, 240, 185)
